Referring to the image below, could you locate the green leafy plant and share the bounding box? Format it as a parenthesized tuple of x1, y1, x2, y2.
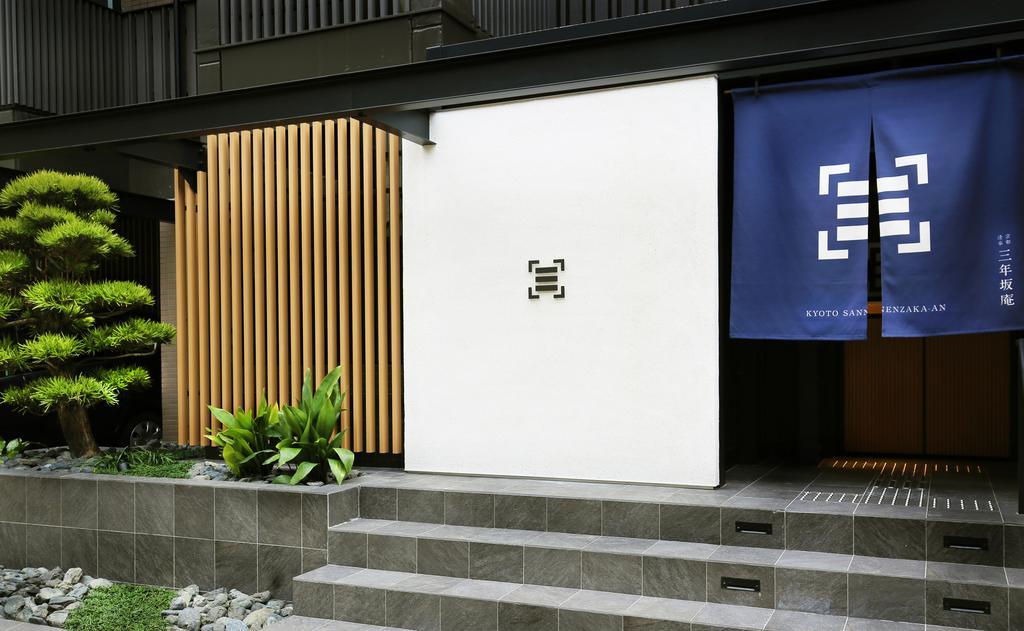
(206, 394, 282, 478)
(266, 366, 355, 485)
(64, 583, 174, 631)
(90, 447, 197, 478)
(0, 436, 29, 459)
(0, 171, 176, 457)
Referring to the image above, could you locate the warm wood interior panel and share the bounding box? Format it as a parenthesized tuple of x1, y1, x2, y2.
(172, 120, 403, 454)
(844, 318, 925, 454)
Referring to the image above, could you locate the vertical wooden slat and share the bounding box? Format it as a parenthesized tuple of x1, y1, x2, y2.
(242, 131, 255, 410)
(388, 133, 403, 453)
(325, 120, 339, 381)
(288, 125, 302, 399)
(375, 128, 389, 453)
(230, 132, 244, 410)
(349, 119, 364, 451)
(173, 170, 188, 445)
(264, 129, 278, 405)
(362, 123, 377, 452)
(218, 133, 232, 414)
(299, 123, 313, 384)
(253, 129, 267, 402)
(196, 171, 211, 446)
(313, 121, 327, 382)
(338, 120, 352, 449)
(185, 179, 200, 446)
(276, 126, 290, 405)
(207, 138, 222, 432)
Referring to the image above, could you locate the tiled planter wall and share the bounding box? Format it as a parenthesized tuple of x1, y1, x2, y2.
(0, 470, 358, 599)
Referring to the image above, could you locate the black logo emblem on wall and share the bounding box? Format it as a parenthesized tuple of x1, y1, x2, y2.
(528, 259, 565, 299)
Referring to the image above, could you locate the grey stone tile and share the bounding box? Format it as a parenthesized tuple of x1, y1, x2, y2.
(25, 524, 60, 569)
(368, 534, 416, 573)
(774, 567, 847, 616)
(441, 596, 497, 631)
(342, 568, 410, 589)
(25, 477, 60, 526)
(302, 547, 328, 573)
(1006, 524, 1024, 568)
(524, 546, 581, 589)
(98, 531, 135, 583)
(259, 489, 301, 546)
(626, 595, 704, 623)
(660, 504, 720, 544)
(501, 584, 578, 607)
(136, 533, 173, 587)
(215, 540, 258, 593)
(175, 537, 214, 590)
(528, 531, 597, 550)
(602, 501, 659, 539)
(397, 489, 444, 524)
(775, 550, 852, 572)
(334, 584, 385, 625)
(447, 578, 518, 601)
(329, 531, 368, 567)
(418, 538, 469, 578)
(642, 556, 706, 601)
(926, 520, 1003, 567)
(497, 602, 557, 631)
(0, 522, 26, 568)
(546, 498, 601, 535)
(175, 484, 214, 540)
(385, 591, 440, 631)
(582, 551, 642, 595)
(765, 610, 846, 631)
(97, 479, 134, 533)
(721, 507, 784, 549)
(259, 544, 303, 599)
(392, 574, 461, 595)
(848, 555, 924, 579)
(586, 536, 656, 556)
(692, 602, 772, 629)
(709, 546, 782, 566)
(646, 540, 718, 561)
(215, 487, 257, 543)
(328, 488, 359, 525)
(707, 561, 775, 609)
(445, 492, 494, 528)
(853, 516, 924, 560)
(848, 573, 924, 623)
(926, 561, 1007, 587)
(0, 475, 25, 523)
(299, 564, 364, 583)
(925, 580, 1008, 631)
(61, 478, 97, 529)
(294, 580, 334, 619)
(558, 610, 621, 631)
(1010, 586, 1024, 631)
(784, 511, 851, 554)
(494, 495, 545, 531)
(623, 618, 689, 631)
(135, 481, 174, 535)
(844, 617, 925, 631)
(360, 487, 398, 520)
(62, 528, 97, 575)
(302, 494, 329, 549)
(470, 542, 523, 583)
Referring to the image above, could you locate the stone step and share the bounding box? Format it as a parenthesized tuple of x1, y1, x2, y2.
(326, 517, 1020, 625)
(269, 615, 415, 630)
(292, 565, 987, 631)
(349, 472, 1015, 566)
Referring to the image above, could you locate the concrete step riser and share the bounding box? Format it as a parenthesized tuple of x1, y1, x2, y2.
(326, 528, 1014, 626)
(356, 486, 1015, 566)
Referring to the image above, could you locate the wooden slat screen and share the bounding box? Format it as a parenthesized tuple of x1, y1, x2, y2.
(173, 119, 404, 454)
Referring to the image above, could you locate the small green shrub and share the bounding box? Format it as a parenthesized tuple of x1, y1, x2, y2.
(266, 366, 355, 485)
(91, 447, 196, 478)
(0, 436, 29, 459)
(64, 583, 173, 631)
(207, 393, 282, 478)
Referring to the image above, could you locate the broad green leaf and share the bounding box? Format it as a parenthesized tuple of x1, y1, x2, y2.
(278, 446, 302, 466)
(290, 461, 316, 485)
(333, 447, 355, 473)
(327, 458, 347, 485)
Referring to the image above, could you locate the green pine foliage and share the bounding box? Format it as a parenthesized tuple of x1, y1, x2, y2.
(0, 170, 175, 456)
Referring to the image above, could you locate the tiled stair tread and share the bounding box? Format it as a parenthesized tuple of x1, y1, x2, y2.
(268, 616, 414, 631)
(294, 565, 978, 631)
(331, 518, 1009, 583)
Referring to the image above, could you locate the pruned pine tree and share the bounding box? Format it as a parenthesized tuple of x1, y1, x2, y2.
(0, 170, 175, 457)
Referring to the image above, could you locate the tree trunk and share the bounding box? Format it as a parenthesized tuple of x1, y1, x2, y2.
(58, 404, 100, 458)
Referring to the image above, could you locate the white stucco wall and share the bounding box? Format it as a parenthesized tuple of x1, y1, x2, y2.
(402, 77, 720, 487)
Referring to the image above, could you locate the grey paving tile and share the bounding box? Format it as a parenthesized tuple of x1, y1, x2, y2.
(721, 507, 784, 549)
(328, 488, 359, 526)
(441, 596, 497, 631)
(585, 536, 657, 555)
(582, 550, 642, 594)
(646, 539, 718, 561)
(329, 531, 368, 568)
(136, 533, 173, 587)
(334, 584, 385, 626)
(296, 564, 364, 583)
(391, 574, 461, 594)
(0, 475, 26, 524)
(385, 591, 440, 631)
(175, 536, 214, 590)
(302, 548, 328, 573)
(339, 568, 411, 588)
(925, 580, 1008, 631)
(775, 550, 852, 572)
(546, 498, 601, 535)
(528, 531, 597, 550)
(368, 534, 417, 573)
(707, 561, 775, 609)
(557, 610, 621, 631)
(926, 520, 1003, 567)
(470, 542, 523, 583)
(524, 546, 581, 589)
(215, 487, 258, 543)
(926, 561, 1007, 587)
(692, 602, 772, 630)
(175, 484, 214, 540)
(602, 501, 659, 539)
(561, 589, 639, 614)
(784, 511, 852, 554)
(0, 522, 25, 568)
(642, 556, 706, 601)
(259, 488, 301, 546)
(97, 478, 134, 533)
(848, 555, 925, 579)
(774, 567, 847, 616)
(843, 618, 924, 631)
(397, 489, 444, 524)
(853, 515, 925, 560)
(332, 518, 393, 533)
(446, 577, 519, 601)
(25, 476, 60, 526)
(709, 545, 782, 566)
(660, 503, 721, 544)
(626, 595, 704, 622)
(25, 524, 60, 568)
(444, 492, 494, 528)
(97, 531, 134, 583)
(259, 544, 303, 599)
(497, 602, 557, 631)
(500, 584, 578, 607)
(135, 481, 174, 535)
(360, 487, 398, 521)
(417, 538, 469, 578)
(61, 478, 97, 529)
(294, 581, 335, 619)
(494, 494, 545, 531)
(765, 609, 846, 631)
(214, 540, 258, 593)
(848, 573, 925, 623)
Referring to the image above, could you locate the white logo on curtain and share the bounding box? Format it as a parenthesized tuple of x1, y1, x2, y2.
(817, 154, 931, 260)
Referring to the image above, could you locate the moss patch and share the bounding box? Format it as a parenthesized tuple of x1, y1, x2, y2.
(64, 583, 174, 631)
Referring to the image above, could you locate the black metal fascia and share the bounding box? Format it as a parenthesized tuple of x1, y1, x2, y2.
(0, 0, 1023, 157)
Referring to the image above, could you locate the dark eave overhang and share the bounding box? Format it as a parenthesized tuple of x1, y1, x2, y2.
(0, 0, 1022, 158)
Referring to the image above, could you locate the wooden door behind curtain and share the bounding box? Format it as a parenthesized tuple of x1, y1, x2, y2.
(173, 119, 404, 454)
